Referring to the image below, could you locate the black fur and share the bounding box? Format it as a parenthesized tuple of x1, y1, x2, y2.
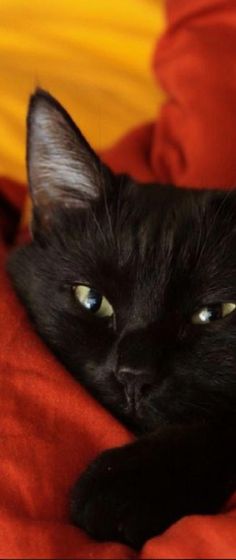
(7, 90, 236, 548)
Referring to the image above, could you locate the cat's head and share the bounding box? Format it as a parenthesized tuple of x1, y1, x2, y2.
(8, 90, 236, 433)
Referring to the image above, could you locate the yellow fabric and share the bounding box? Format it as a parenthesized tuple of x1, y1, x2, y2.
(0, 0, 166, 185)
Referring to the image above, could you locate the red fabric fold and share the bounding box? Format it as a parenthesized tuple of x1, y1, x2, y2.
(104, 0, 236, 190)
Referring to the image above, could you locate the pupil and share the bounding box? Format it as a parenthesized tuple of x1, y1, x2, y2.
(85, 289, 102, 313)
(206, 304, 222, 321)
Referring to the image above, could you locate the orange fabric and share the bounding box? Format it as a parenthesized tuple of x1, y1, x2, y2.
(2, 0, 236, 558)
(0, 0, 165, 184)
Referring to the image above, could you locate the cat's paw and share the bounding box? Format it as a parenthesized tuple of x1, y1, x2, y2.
(70, 445, 167, 549)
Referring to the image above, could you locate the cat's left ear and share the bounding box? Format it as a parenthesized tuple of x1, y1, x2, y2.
(27, 89, 111, 229)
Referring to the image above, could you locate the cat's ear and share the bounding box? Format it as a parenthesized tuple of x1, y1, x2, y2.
(27, 89, 109, 229)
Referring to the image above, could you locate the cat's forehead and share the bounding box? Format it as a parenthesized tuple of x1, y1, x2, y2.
(113, 183, 236, 278)
(119, 183, 235, 242)
(54, 183, 236, 293)
(115, 184, 205, 257)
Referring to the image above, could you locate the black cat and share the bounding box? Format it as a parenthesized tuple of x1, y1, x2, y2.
(8, 89, 236, 549)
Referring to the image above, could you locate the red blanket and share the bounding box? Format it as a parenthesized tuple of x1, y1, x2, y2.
(1, 1, 236, 557)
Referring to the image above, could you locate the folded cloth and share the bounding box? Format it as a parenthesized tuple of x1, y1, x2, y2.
(103, 0, 236, 189)
(1, 0, 236, 558)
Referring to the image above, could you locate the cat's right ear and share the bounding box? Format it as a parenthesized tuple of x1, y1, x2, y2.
(27, 89, 111, 232)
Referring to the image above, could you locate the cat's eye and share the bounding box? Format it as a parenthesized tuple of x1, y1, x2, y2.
(73, 284, 114, 318)
(191, 302, 236, 324)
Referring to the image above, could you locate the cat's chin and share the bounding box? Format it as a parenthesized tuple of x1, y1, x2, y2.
(122, 397, 204, 435)
(107, 399, 160, 435)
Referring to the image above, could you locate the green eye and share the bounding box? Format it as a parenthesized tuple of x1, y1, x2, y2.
(73, 284, 114, 318)
(192, 302, 236, 324)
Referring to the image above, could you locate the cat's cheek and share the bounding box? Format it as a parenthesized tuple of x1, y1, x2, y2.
(56, 319, 115, 364)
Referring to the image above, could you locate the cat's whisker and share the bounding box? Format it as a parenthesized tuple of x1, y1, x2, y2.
(99, 167, 116, 246)
(89, 205, 109, 248)
(195, 190, 233, 265)
(115, 175, 126, 258)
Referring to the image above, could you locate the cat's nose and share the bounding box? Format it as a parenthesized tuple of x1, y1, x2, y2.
(116, 368, 154, 409)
